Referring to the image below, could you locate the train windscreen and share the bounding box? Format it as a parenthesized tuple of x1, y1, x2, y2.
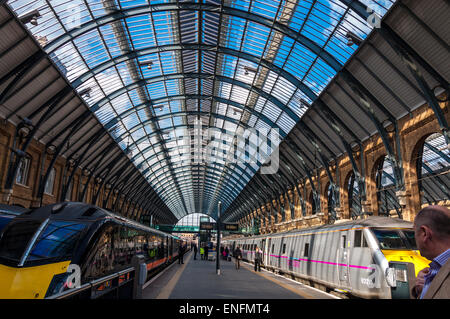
(0, 215, 15, 232)
(402, 230, 418, 250)
(25, 220, 86, 263)
(0, 220, 41, 263)
(372, 229, 408, 249)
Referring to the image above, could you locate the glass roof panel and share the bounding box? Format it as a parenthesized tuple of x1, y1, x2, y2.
(6, 0, 396, 219)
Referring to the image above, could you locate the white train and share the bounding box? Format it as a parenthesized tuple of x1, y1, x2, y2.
(223, 217, 430, 299)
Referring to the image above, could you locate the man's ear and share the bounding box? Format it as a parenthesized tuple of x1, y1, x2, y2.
(421, 225, 433, 242)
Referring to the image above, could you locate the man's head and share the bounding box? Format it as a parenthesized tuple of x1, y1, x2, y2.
(414, 205, 450, 260)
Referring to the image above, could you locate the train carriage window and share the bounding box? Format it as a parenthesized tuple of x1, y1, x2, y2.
(282, 243, 286, 254)
(354, 230, 369, 248)
(354, 230, 361, 247)
(82, 225, 115, 281)
(26, 221, 87, 263)
(304, 243, 309, 258)
(271, 244, 274, 253)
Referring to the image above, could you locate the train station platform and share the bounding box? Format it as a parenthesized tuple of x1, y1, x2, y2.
(142, 250, 337, 299)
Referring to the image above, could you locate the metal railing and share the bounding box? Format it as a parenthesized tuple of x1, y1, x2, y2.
(46, 267, 136, 299)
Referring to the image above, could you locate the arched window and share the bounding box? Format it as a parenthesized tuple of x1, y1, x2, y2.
(347, 172, 362, 219)
(176, 213, 215, 228)
(416, 133, 449, 206)
(64, 180, 73, 201)
(327, 183, 337, 223)
(375, 156, 401, 217)
(15, 155, 31, 186)
(44, 167, 56, 195)
(309, 191, 317, 215)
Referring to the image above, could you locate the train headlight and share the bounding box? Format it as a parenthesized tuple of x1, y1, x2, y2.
(385, 268, 397, 287)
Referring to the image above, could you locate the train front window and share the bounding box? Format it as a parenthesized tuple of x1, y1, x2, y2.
(0, 220, 41, 263)
(372, 229, 408, 249)
(25, 220, 86, 263)
(402, 230, 418, 250)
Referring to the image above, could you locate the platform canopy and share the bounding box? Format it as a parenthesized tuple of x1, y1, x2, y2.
(1, 0, 448, 223)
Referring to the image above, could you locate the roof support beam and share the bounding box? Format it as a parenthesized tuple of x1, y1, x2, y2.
(339, 0, 449, 144)
(42, 3, 342, 75)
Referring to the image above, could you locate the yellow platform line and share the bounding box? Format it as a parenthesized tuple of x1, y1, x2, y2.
(156, 251, 192, 299)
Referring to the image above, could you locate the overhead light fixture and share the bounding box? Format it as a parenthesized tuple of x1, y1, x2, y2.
(140, 61, 153, 70)
(346, 31, 363, 47)
(79, 87, 92, 98)
(232, 108, 242, 116)
(47, 144, 57, 155)
(18, 125, 31, 137)
(299, 99, 311, 110)
(19, 10, 41, 26)
(67, 158, 76, 167)
(154, 105, 164, 112)
(243, 66, 257, 76)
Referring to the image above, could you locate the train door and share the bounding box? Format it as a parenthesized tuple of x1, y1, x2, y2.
(278, 237, 285, 268)
(266, 238, 271, 266)
(166, 237, 169, 261)
(338, 232, 350, 287)
(169, 237, 173, 261)
(261, 239, 266, 265)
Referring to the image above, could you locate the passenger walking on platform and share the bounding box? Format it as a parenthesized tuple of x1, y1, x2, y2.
(193, 243, 198, 260)
(200, 245, 205, 260)
(205, 245, 209, 261)
(411, 205, 450, 299)
(178, 243, 185, 264)
(234, 246, 242, 270)
(225, 246, 230, 261)
(254, 246, 263, 272)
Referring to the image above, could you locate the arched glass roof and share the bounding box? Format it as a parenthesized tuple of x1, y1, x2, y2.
(7, 0, 396, 220)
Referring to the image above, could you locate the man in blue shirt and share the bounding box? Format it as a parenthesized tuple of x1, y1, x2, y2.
(412, 205, 450, 299)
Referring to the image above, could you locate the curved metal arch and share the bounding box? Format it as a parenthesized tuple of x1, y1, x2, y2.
(89, 72, 296, 133)
(123, 116, 273, 167)
(144, 161, 254, 200)
(149, 161, 257, 205)
(126, 123, 268, 181)
(151, 165, 248, 201)
(43, 3, 342, 73)
(162, 180, 237, 211)
(115, 99, 286, 148)
(229, 182, 271, 216)
(71, 43, 319, 104)
(214, 156, 290, 213)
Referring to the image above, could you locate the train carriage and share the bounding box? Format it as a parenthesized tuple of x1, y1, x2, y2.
(0, 202, 182, 299)
(224, 217, 430, 299)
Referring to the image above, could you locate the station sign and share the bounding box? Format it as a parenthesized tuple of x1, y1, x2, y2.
(222, 223, 239, 231)
(199, 222, 240, 232)
(199, 222, 216, 230)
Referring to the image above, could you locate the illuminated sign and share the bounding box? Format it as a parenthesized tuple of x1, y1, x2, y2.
(200, 222, 215, 230)
(222, 223, 239, 231)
